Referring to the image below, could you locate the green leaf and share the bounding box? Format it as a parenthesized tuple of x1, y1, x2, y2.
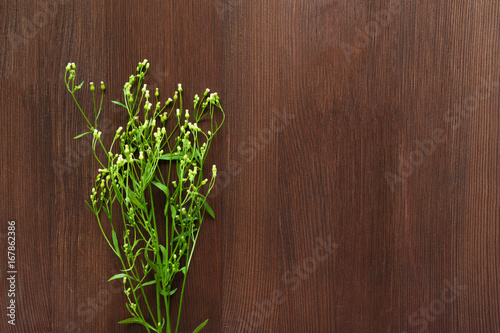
(152, 181, 169, 197)
(204, 201, 215, 219)
(145, 252, 159, 272)
(111, 181, 124, 204)
(108, 273, 136, 282)
(119, 316, 156, 331)
(102, 205, 111, 220)
(74, 131, 91, 139)
(84, 200, 93, 211)
(112, 100, 128, 109)
(76, 81, 84, 89)
(159, 152, 181, 161)
(112, 230, 121, 258)
(159, 287, 177, 296)
(191, 149, 202, 162)
(141, 279, 157, 287)
(192, 319, 209, 333)
(173, 229, 198, 242)
(148, 207, 154, 222)
(118, 317, 144, 325)
(170, 205, 177, 221)
(159, 244, 167, 258)
(126, 188, 147, 211)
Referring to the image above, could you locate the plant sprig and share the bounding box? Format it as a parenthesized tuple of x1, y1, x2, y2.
(64, 60, 224, 333)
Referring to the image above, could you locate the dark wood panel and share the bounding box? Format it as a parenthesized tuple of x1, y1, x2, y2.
(1, 0, 499, 332)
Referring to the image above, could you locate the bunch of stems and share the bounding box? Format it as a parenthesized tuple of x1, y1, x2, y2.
(64, 60, 224, 333)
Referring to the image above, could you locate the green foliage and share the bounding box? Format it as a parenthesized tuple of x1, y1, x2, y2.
(64, 60, 224, 333)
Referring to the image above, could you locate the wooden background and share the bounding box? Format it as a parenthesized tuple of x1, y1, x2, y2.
(1, 0, 499, 332)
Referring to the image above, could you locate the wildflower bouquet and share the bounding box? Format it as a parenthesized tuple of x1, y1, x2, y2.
(64, 60, 224, 333)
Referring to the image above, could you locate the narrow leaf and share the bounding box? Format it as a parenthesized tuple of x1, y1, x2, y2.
(145, 252, 159, 272)
(170, 204, 178, 222)
(159, 245, 167, 258)
(126, 188, 147, 211)
(204, 201, 215, 219)
(191, 149, 202, 162)
(159, 153, 181, 161)
(108, 273, 136, 282)
(141, 279, 157, 287)
(112, 182, 124, 204)
(148, 207, 154, 222)
(159, 287, 177, 296)
(112, 100, 128, 109)
(152, 180, 169, 197)
(192, 319, 209, 333)
(84, 200, 93, 211)
(173, 229, 198, 242)
(118, 317, 143, 325)
(74, 131, 91, 139)
(112, 229, 121, 257)
(102, 205, 111, 220)
(76, 81, 84, 89)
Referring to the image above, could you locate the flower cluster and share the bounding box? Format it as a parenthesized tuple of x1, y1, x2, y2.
(65, 59, 225, 333)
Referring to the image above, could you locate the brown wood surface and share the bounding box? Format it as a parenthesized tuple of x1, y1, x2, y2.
(1, 0, 500, 332)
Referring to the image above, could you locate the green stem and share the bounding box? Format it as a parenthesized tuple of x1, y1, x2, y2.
(174, 272, 188, 333)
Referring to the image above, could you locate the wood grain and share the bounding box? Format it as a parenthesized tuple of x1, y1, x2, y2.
(1, 0, 499, 332)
